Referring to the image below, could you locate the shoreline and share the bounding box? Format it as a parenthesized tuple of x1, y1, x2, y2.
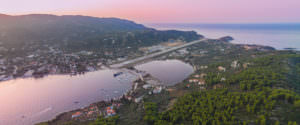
(2, 37, 295, 125)
(0, 65, 111, 83)
(2, 37, 295, 84)
(37, 42, 299, 125)
(37, 72, 169, 125)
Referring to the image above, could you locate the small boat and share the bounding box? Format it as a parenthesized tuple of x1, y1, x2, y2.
(113, 72, 123, 77)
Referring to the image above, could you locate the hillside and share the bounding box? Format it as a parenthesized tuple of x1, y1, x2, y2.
(0, 14, 147, 43)
(0, 14, 201, 52)
(38, 37, 300, 125)
(0, 14, 202, 81)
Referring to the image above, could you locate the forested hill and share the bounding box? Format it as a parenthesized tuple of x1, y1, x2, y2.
(0, 14, 201, 51)
(0, 14, 147, 33)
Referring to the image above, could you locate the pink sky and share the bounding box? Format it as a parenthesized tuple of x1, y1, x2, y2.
(1, 0, 300, 23)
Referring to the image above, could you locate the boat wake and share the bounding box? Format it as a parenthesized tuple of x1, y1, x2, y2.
(32, 107, 53, 118)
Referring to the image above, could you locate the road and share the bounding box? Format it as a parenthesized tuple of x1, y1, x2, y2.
(110, 38, 208, 68)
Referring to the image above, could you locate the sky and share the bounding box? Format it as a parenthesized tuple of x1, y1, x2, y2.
(1, 0, 300, 23)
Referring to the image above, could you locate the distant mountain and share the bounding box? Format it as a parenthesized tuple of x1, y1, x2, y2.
(0, 14, 147, 30)
(0, 14, 148, 44)
(0, 14, 202, 55)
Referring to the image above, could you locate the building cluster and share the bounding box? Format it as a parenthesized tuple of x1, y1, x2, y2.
(123, 75, 166, 103)
(71, 103, 121, 121)
(0, 50, 102, 81)
(187, 73, 207, 87)
(0, 43, 139, 81)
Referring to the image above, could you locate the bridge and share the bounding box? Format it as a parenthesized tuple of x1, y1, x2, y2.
(110, 38, 208, 68)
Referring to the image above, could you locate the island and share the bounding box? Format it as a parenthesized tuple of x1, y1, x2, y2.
(0, 14, 299, 125)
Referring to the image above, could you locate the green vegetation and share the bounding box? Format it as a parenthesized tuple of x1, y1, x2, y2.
(39, 35, 300, 125)
(0, 14, 202, 80)
(142, 54, 300, 125)
(227, 67, 284, 90)
(204, 72, 223, 86)
(89, 54, 300, 125)
(0, 14, 201, 56)
(89, 116, 119, 125)
(145, 89, 299, 125)
(296, 63, 300, 74)
(143, 102, 159, 124)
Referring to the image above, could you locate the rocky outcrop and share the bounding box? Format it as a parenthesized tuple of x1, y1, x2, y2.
(219, 36, 234, 42)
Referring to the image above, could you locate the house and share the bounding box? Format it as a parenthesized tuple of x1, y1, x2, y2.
(166, 88, 175, 92)
(189, 79, 199, 83)
(79, 51, 93, 55)
(146, 45, 166, 53)
(89, 106, 98, 111)
(200, 51, 208, 54)
(186, 84, 191, 88)
(72, 112, 82, 119)
(178, 48, 189, 55)
(198, 79, 206, 85)
(24, 70, 34, 77)
(231, 60, 239, 69)
(87, 111, 95, 116)
(135, 96, 144, 103)
(106, 106, 116, 117)
(86, 66, 95, 71)
(243, 45, 255, 50)
(153, 86, 163, 94)
(27, 54, 35, 58)
(221, 77, 226, 81)
(143, 84, 152, 89)
(243, 63, 250, 68)
(200, 66, 208, 69)
(194, 75, 200, 78)
(125, 95, 132, 101)
(200, 73, 207, 78)
(213, 84, 224, 89)
(218, 66, 226, 72)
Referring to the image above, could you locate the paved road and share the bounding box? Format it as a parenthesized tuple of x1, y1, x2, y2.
(110, 38, 208, 68)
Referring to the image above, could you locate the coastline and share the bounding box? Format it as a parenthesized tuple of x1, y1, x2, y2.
(37, 72, 168, 125)
(0, 35, 281, 83)
(1, 36, 296, 125)
(35, 37, 287, 125)
(148, 23, 300, 51)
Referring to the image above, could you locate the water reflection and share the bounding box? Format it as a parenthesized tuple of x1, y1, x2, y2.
(135, 60, 194, 86)
(0, 59, 193, 125)
(0, 69, 132, 125)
